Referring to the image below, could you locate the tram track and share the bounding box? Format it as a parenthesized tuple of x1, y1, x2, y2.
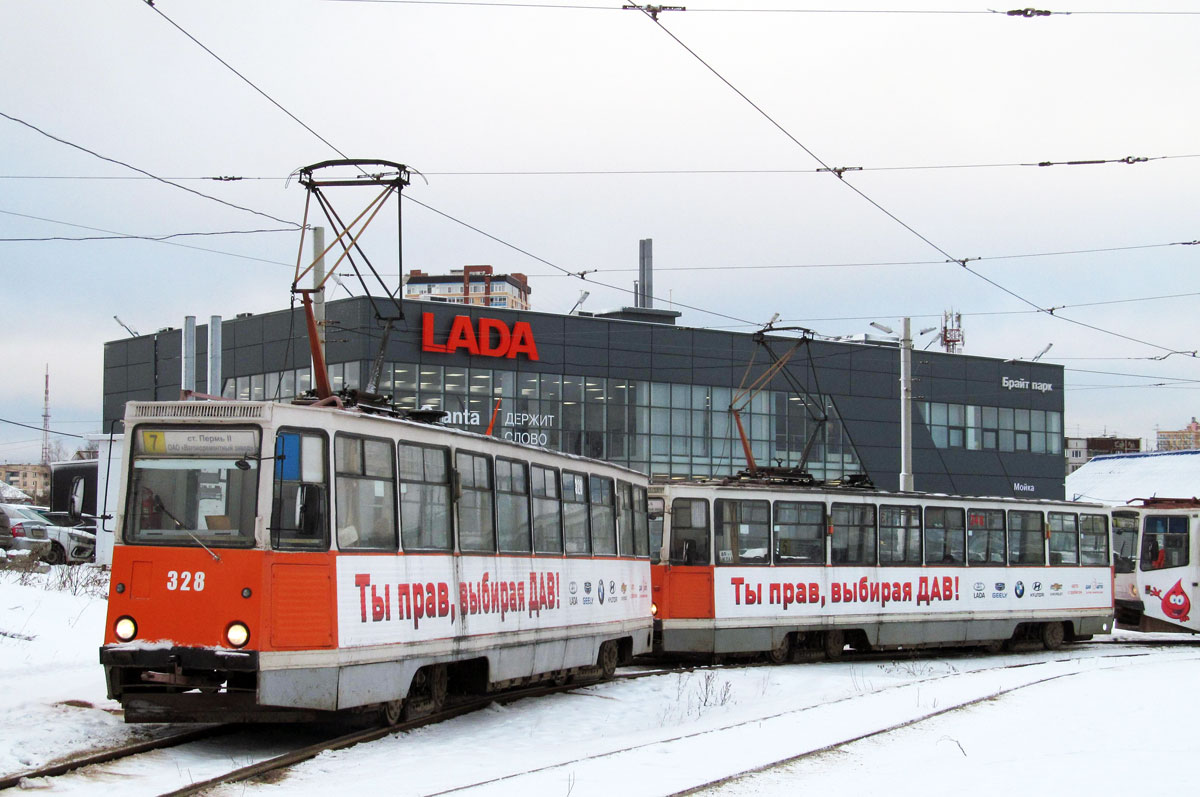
(4, 639, 1192, 795)
(0, 724, 238, 791)
(418, 645, 1200, 796)
(0, 671, 657, 795)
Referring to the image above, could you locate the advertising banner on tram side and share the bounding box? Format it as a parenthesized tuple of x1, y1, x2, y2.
(336, 556, 651, 647)
(711, 566, 1112, 620)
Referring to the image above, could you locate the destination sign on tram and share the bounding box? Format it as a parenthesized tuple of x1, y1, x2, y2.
(137, 428, 259, 457)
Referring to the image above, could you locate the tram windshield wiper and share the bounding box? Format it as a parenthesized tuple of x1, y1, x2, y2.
(153, 495, 221, 563)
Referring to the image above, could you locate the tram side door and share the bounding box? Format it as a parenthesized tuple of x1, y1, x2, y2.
(663, 498, 714, 619)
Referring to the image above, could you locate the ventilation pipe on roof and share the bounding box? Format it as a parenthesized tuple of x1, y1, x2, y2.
(638, 238, 654, 309)
(208, 316, 222, 397)
(183, 316, 197, 395)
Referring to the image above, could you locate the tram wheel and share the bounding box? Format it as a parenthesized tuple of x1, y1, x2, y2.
(767, 635, 791, 665)
(428, 664, 448, 712)
(382, 699, 405, 726)
(823, 630, 845, 660)
(1041, 622, 1065, 651)
(598, 640, 619, 679)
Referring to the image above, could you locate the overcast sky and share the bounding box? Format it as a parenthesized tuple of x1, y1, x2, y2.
(2, 0, 1197, 464)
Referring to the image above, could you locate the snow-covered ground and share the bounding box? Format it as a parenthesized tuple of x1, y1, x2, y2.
(3, 568, 1197, 795)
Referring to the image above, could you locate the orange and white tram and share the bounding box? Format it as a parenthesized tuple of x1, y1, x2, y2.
(649, 479, 1115, 662)
(1111, 498, 1199, 634)
(101, 400, 653, 723)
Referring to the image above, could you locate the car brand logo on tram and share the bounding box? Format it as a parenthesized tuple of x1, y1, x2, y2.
(570, 581, 578, 595)
(598, 580, 606, 604)
(1014, 581, 1025, 598)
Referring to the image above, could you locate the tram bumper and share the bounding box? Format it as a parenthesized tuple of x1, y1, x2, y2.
(100, 644, 297, 723)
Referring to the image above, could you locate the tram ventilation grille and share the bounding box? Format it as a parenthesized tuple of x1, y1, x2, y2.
(129, 402, 266, 420)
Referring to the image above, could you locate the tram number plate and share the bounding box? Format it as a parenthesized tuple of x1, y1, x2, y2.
(166, 570, 206, 592)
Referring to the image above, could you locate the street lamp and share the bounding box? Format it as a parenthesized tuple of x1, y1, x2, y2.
(868, 318, 936, 492)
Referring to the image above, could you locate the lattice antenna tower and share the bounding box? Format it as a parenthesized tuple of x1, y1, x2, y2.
(41, 365, 51, 465)
(940, 310, 964, 354)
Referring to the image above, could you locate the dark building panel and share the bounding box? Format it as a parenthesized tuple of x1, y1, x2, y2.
(101, 295, 1068, 499)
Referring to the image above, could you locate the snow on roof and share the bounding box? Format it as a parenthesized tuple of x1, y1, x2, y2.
(1065, 449, 1200, 505)
(0, 482, 30, 502)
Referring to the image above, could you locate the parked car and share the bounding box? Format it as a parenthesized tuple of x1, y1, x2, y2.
(39, 510, 97, 535)
(0, 504, 95, 564)
(0, 503, 52, 558)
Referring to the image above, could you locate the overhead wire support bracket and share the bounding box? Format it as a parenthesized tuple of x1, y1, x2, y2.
(1001, 8, 1055, 17)
(817, 166, 862, 179)
(1032, 155, 1149, 167)
(622, 4, 685, 21)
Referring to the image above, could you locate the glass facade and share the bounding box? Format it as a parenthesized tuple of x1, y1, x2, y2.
(228, 360, 868, 481)
(919, 401, 1063, 455)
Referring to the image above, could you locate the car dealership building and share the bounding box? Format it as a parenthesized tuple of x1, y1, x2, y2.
(102, 296, 1068, 499)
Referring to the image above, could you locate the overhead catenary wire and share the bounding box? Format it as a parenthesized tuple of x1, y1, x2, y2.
(0, 417, 86, 440)
(320, 0, 1200, 15)
(0, 111, 300, 229)
(625, 6, 1199, 362)
(139, 2, 757, 329)
(4, 151, 1196, 180)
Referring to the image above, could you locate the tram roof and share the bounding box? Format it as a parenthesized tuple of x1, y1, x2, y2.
(653, 478, 1106, 509)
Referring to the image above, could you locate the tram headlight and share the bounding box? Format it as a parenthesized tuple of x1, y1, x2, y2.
(650, 602, 658, 617)
(114, 616, 138, 642)
(225, 621, 250, 648)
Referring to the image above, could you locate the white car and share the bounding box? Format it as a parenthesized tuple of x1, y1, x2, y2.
(0, 504, 95, 564)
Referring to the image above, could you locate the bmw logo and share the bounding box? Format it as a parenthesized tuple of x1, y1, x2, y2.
(1015, 581, 1025, 598)
(598, 580, 605, 604)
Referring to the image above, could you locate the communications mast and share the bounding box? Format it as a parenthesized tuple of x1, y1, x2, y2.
(940, 311, 964, 354)
(41, 366, 51, 465)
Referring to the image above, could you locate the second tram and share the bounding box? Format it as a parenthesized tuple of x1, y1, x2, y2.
(649, 479, 1114, 661)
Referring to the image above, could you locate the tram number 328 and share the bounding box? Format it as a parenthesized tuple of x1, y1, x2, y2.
(166, 570, 206, 592)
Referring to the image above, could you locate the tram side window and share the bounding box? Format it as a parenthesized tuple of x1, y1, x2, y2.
(1048, 512, 1079, 565)
(562, 471, 590, 555)
(1141, 515, 1189, 571)
(1008, 510, 1045, 565)
(457, 451, 496, 553)
(715, 499, 770, 565)
(271, 430, 329, 551)
(879, 505, 922, 566)
(633, 486, 651, 558)
(334, 434, 397, 551)
(496, 458, 531, 553)
(924, 507, 965, 565)
(831, 503, 876, 566)
(669, 498, 710, 565)
(1080, 514, 1109, 566)
(590, 476, 617, 556)
(398, 443, 452, 552)
(1112, 512, 1138, 573)
(967, 509, 1006, 566)
(774, 501, 824, 565)
(531, 465, 563, 554)
(617, 481, 636, 557)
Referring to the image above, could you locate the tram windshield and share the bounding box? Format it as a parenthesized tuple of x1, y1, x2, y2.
(125, 427, 259, 548)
